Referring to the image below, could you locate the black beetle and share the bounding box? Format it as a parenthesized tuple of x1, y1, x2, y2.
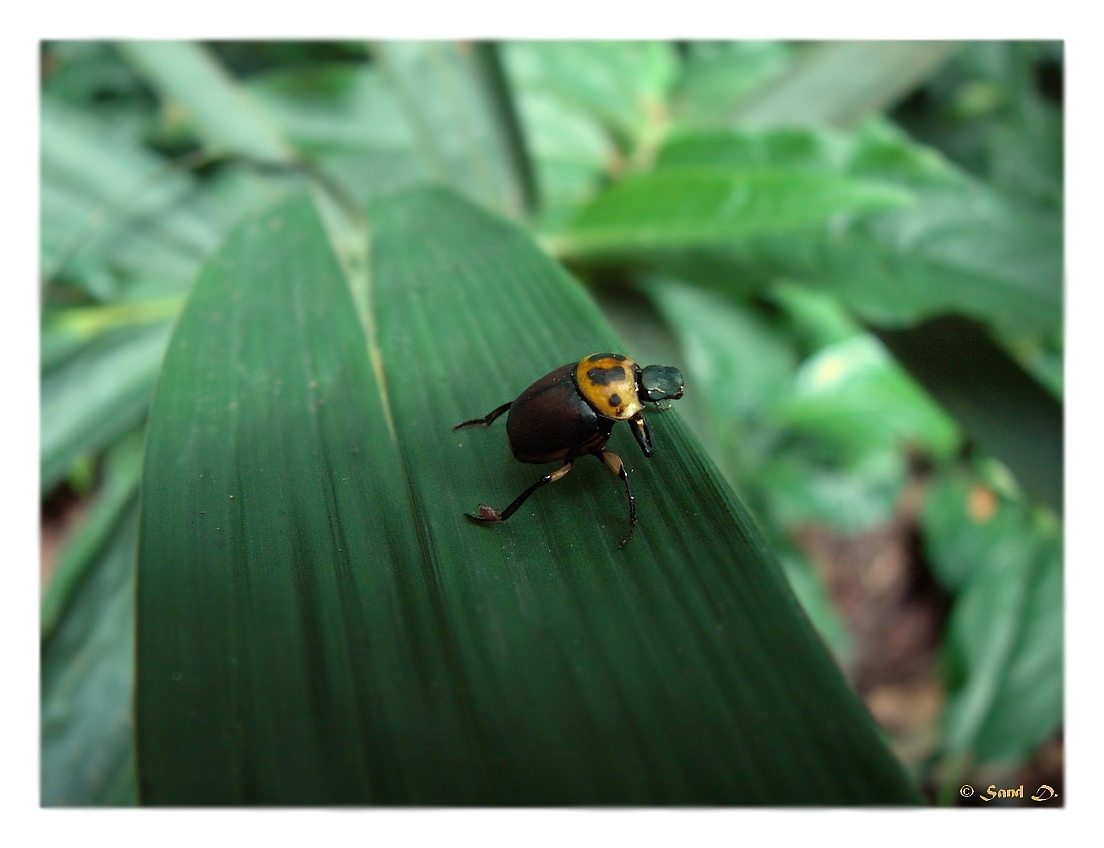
(454, 352, 684, 548)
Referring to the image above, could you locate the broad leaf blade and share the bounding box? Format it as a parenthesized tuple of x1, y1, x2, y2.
(135, 193, 429, 803)
(370, 187, 918, 803)
(136, 188, 919, 804)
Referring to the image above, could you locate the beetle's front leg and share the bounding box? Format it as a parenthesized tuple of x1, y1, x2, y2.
(629, 412, 653, 457)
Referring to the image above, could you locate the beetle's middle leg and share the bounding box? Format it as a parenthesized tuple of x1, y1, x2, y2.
(466, 461, 574, 524)
(596, 449, 637, 549)
(454, 402, 512, 431)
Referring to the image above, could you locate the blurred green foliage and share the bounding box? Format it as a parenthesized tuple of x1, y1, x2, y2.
(40, 40, 1062, 805)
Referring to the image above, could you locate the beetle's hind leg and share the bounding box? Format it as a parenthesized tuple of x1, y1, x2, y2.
(454, 401, 512, 431)
(466, 461, 574, 524)
(596, 450, 637, 549)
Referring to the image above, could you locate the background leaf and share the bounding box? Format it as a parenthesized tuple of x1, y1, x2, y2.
(671, 42, 794, 129)
(564, 123, 1062, 338)
(41, 435, 143, 639)
(926, 467, 1062, 790)
(41, 322, 171, 492)
(41, 100, 223, 300)
(372, 41, 534, 218)
(732, 41, 962, 129)
(115, 41, 295, 162)
(557, 167, 912, 254)
(504, 41, 678, 150)
(245, 62, 430, 205)
(776, 334, 959, 461)
(894, 41, 1062, 213)
(640, 278, 959, 535)
(876, 317, 1062, 514)
(42, 497, 139, 806)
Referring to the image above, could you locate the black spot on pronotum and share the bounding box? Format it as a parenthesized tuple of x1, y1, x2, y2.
(608, 394, 621, 407)
(587, 365, 626, 385)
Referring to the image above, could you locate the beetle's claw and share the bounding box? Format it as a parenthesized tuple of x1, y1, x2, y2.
(465, 504, 501, 523)
(618, 512, 644, 552)
(617, 521, 639, 551)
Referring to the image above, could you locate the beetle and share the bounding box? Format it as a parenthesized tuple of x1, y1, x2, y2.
(453, 352, 685, 548)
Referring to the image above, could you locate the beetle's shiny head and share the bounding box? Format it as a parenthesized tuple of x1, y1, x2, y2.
(638, 365, 684, 403)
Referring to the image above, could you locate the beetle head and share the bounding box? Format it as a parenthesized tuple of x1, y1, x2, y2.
(638, 365, 684, 403)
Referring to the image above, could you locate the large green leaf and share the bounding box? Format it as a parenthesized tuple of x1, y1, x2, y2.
(136, 188, 919, 804)
(135, 193, 421, 804)
(562, 123, 1062, 337)
(555, 167, 912, 254)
